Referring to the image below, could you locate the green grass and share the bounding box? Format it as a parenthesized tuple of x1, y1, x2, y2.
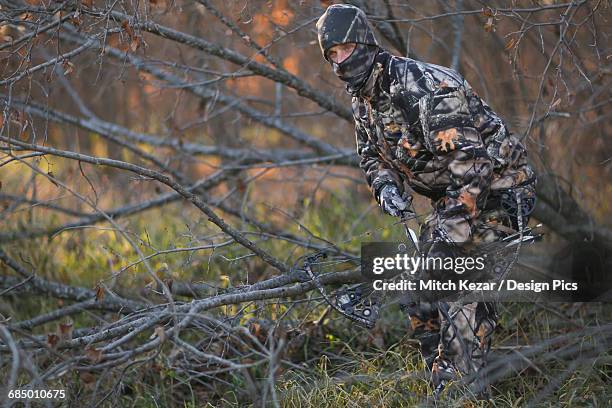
(1, 188, 611, 407)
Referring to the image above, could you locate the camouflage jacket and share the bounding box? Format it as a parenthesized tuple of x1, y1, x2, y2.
(352, 50, 536, 242)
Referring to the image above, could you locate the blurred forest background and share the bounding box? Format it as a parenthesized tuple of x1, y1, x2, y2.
(0, 0, 610, 406)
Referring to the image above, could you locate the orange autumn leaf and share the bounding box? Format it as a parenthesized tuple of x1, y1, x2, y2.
(435, 128, 458, 152)
(252, 14, 270, 35)
(106, 32, 123, 51)
(400, 138, 419, 157)
(477, 325, 488, 350)
(458, 190, 478, 217)
(121, 20, 134, 40)
(282, 55, 299, 75)
(505, 37, 518, 51)
(95, 284, 105, 302)
(251, 322, 261, 339)
(271, 3, 294, 27)
(47, 333, 60, 349)
(85, 346, 103, 363)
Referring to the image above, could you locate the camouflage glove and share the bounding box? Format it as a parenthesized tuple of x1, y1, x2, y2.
(378, 184, 411, 217)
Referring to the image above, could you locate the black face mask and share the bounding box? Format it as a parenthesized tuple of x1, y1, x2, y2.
(316, 4, 380, 95)
(330, 44, 379, 93)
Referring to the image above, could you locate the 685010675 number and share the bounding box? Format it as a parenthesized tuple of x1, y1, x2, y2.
(7, 389, 66, 399)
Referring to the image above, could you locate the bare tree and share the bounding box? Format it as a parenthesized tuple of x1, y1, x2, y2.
(0, 0, 610, 406)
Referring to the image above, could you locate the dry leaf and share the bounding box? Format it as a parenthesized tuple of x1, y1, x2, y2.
(58, 319, 74, 341)
(105, 32, 122, 51)
(251, 322, 261, 339)
(477, 325, 487, 350)
(505, 38, 517, 50)
(237, 179, 246, 192)
(121, 21, 134, 39)
(154, 326, 166, 343)
(71, 10, 82, 27)
(19, 13, 34, 22)
(163, 278, 173, 293)
(62, 60, 74, 76)
(85, 346, 103, 363)
(484, 17, 495, 32)
(82, 0, 93, 9)
(435, 128, 458, 152)
(130, 37, 140, 52)
(47, 333, 60, 348)
(95, 284, 105, 302)
(80, 371, 96, 388)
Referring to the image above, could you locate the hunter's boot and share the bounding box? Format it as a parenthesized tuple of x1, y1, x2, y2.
(401, 301, 441, 369)
(433, 301, 497, 398)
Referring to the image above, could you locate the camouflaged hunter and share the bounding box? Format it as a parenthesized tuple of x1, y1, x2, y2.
(317, 3, 537, 395)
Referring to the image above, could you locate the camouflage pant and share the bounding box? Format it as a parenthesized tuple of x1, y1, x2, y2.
(401, 202, 527, 392)
(402, 300, 497, 375)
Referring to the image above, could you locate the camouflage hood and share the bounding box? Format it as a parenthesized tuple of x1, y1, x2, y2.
(316, 4, 380, 95)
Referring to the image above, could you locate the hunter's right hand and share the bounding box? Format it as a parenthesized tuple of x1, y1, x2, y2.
(378, 184, 410, 217)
